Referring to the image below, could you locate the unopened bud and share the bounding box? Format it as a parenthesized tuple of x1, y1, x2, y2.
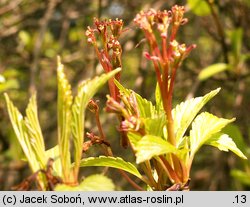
(87, 99, 99, 113)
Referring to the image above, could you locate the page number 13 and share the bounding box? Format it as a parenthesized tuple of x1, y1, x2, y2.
(234, 195, 247, 204)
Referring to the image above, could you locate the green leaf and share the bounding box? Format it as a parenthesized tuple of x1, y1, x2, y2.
(55, 174, 115, 191)
(231, 170, 250, 186)
(127, 132, 142, 149)
(114, 79, 131, 97)
(190, 112, 235, 158)
(187, 0, 211, 16)
(144, 115, 165, 137)
(205, 133, 247, 159)
(57, 56, 73, 181)
(135, 135, 177, 163)
(24, 93, 46, 168)
(172, 88, 220, 147)
(5, 94, 40, 172)
(222, 124, 247, 154)
(135, 93, 156, 118)
(71, 68, 121, 176)
(198, 63, 229, 81)
(155, 83, 163, 113)
(230, 28, 243, 63)
(79, 156, 142, 179)
(115, 80, 157, 118)
(175, 137, 190, 164)
(4, 94, 46, 189)
(45, 145, 63, 177)
(0, 79, 19, 93)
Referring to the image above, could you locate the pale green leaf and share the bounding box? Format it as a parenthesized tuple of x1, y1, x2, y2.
(230, 28, 243, 62)
(4, 94, 40, 172)
(71, 68, 121, 175)
(0, 79, 19, 93)
(190, 112, 235, 158)
(136, 135, 176, 163)
(175, 136, 190, 164)
(155, 83, 163, 113)
(205, 134, 247, 159)
(172, 88, 220, 147)
(135, 93, 156, 118)
(127, 132, 142, 149)
(114, 79, 131, 97)
(57, 56, 72, 180)
(144, 115, 165, 137)
(25, 93, 46, 167)
(45, 145, 63, 177)
(4, 94, 46, 189)
(55, 174, 115, 191)
(115, 80, 157, 118)
(231, 170, 250, 186)
(198, 63, 229, 81)
(79, 156, 142, 179)
(187, 0, 211, 16)
(222, 124, 246, 154)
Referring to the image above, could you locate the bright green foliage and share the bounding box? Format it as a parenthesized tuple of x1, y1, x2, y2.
(143, 115, 165, 137)
(115, 80, 158, 118)
(79, 156, 142, 179)
(135, 94, 157, 118)
(135, 135, 176, 164)
(112, 82, 246, 187)
(127, 132, 141, 149)
(71, 68, 121, 179)
(222, 124, 247, 154)
(3, 4, 249, 191)
(45, 145, 62, 177)
(5, 57, 120, 190)
(172, 88, 221, 147)
(25, 94, 46, 168)
(187, 0, 211, 16)
(205, 133, 247, 159)
(189, 112, 236, 158)
(4, 93, 46, 189)
(114, 79, 131, 97)
(57, 56, 73, 181)
(198, 63, 229, 81)
(55, 174, 115, 191)
(0, 74, 19, 93)
(5, 94, 41, 171)
(155, 83, 163, 113)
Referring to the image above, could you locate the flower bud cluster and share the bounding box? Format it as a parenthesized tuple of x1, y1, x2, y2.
(106, 93, 142, 132)
(133, 5, 195, 65)
(133, 5, 196, 140)
(85, 18, 123, 60)
(85, 18, 124, 101)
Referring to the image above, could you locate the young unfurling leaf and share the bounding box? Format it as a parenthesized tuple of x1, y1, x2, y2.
(57, 57, 73, 182)
(71, 68, 121, 178)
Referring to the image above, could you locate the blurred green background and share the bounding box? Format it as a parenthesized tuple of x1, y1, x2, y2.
(0, 0, 250, 190)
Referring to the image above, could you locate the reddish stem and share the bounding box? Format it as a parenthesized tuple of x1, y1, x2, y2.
(162, 37, 168, 60)
(159, 155, 181, 183)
